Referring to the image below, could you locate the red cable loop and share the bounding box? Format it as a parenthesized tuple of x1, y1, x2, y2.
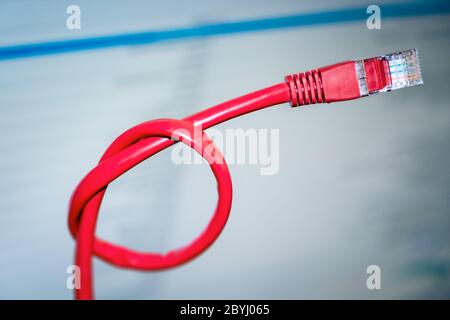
(68, 83, 291, 299)
(67, 52, 419, 299)
(68, 54, 398, 298)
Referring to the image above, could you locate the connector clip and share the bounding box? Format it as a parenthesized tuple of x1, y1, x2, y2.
(384, 49, 423, 91)
(359, 48, 423, 96)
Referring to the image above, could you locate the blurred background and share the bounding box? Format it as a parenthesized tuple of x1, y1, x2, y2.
(0, 0, 449, 299)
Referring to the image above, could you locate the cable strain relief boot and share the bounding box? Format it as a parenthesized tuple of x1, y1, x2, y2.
(285, 69, 325, 107)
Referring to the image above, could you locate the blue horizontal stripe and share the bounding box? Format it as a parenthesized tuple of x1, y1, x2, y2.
(0, 0, 449, 61)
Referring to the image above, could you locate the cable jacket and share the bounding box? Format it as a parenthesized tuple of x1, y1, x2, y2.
(68, 82, 290, 299)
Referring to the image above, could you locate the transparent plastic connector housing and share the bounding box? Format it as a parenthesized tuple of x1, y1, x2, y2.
(355, 60, 369, 96)
(385, 48, 423, 91)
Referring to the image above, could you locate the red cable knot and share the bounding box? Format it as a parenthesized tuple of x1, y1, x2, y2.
(68, 118, 233, 299)
(67, 82, 290, 299)
(285, 69, 324, 107)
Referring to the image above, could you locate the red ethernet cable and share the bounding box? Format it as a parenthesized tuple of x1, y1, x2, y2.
(68, 49, 422, 299)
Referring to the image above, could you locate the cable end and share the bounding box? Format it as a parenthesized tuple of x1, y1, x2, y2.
(355, 48, 423, 96)
(286, 49, 423, 107)
(385, 48, 423, 91)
